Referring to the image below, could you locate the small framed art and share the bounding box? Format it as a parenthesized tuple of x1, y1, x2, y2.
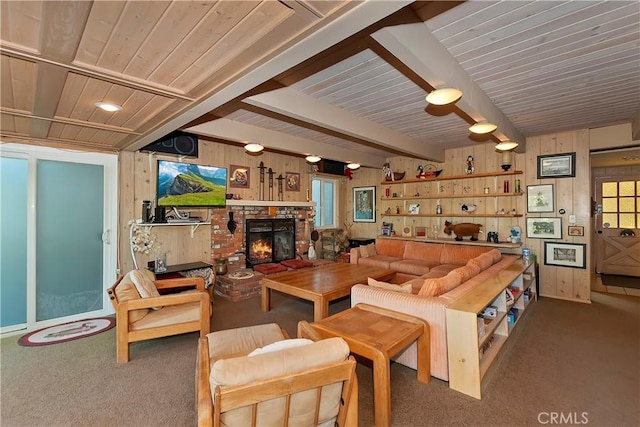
(229, 165, 250, 188)
(285, 172, 300, 191)
(568, 225, 584, 236)
(408, 204, 420, 214)
(527, 184, 554, 213)
(544, 242, 586, 269)
(526, 217, 562, 239)
(353, 186, 376, 223)
(537, 152, 576, 179)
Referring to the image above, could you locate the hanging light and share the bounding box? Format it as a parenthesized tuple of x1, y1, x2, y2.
(346, 162, 360, 170)
(244, 143, 264, 153)
(495, 140, 518, 151)
(469, 121, 497, 134)
(425, 88, 462, 105)
(94, 101, 123, 112)
(305, 155, 321, 163)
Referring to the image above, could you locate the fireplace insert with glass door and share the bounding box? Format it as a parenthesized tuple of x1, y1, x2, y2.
(245, 219, 295, 268)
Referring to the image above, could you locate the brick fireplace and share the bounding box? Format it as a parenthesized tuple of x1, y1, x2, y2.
(210, 204, 312, 273)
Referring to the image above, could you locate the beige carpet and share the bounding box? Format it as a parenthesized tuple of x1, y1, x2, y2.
(1, 291, 638, 426)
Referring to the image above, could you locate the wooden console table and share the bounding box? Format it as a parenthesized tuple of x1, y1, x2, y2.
(300, 303, 430, 427)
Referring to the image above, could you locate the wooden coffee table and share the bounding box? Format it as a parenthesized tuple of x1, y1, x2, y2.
(261, 263, 395, 322)
(299, 303, 430, 427)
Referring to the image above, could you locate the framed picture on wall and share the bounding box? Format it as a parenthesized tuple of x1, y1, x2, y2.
(568, 225, 584, 236)
(285, 172, 300, 191)
(537, 152, 576, 178)
(527, 184, 554, 213)
(526, 217, 562, 239)
(353, 186, 376, 223)
(229, 165, 250, 188)
(544, 242, 586, 269)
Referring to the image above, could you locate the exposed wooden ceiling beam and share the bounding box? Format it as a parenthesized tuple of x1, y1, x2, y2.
(186, 118, 386, 168)
(371, 13, 525, 152)
(244, 87, 444, 162)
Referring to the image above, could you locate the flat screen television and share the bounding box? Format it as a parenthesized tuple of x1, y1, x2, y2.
(156, 160, 227, 207)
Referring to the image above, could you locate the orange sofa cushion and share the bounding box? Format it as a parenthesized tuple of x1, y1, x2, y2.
(418, 271, 461, 297)
(375, 238, 406, 257)
(440, 245, 491, 265)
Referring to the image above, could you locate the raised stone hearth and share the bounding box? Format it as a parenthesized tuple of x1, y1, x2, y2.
(214, 271, 264, 302)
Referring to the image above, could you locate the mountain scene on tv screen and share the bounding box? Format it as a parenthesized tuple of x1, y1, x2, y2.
(158, 162, 226, 206)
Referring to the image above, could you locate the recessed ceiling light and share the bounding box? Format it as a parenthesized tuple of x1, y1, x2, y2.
(305, 155, 321, 163)
(469, 121, 497, 134)
(94, 101, 123, 112)
(425, 88, 462, 105)
(245, 143, 264, 153)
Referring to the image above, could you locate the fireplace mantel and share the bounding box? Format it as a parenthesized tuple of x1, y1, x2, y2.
(226, 200, 315, 207)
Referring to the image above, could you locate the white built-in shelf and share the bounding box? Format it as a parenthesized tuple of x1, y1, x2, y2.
(381, 213, 523, 218)
(138, 221, 209, 238)
(378, 235, 522, 249)
(225, 200, 315, 207)
(380, 170, 523, 185)
(380, 192, 523, 201)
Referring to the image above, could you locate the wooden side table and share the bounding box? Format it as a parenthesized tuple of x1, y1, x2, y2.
(299, 303, 430, 427)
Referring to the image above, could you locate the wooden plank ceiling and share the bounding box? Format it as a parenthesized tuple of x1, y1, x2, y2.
(1, 1, 639, 167)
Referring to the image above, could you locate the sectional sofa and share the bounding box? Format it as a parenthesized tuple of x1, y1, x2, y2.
(349, 237, 519, 381)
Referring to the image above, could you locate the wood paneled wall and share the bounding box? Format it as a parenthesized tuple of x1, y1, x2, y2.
(117, 134, 591, 302)
(524, 130, 591, 302)
(117, 140, 313, 273)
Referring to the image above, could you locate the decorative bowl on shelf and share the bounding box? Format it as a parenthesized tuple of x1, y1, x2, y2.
(461, 204, 477, 213)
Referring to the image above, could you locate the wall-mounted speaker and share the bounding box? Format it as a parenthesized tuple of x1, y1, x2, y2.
(140, 131, 199, 157)
(318, 159, 346, 176)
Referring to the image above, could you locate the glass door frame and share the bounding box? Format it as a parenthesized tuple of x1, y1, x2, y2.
(0, 144, 118, 335)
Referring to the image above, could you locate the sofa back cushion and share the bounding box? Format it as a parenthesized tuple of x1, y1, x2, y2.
(418, 271, 461, 297)
(468, 252, 495, 271)
(450, 264, 481, 283)
(488, 248, 502, 263)
(440, 245, 491, 265)
(359, 243, 377, 258)
(114, 272, 150, 323)
(368, 277, 412, 293)
(403, 241, 442, 264)
(211, 337, 350, 426)
(375, 238, 407, 257)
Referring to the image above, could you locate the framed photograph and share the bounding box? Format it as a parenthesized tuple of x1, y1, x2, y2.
(285, 172, 300, 191)
(537, 152, 576, 179)
(229, 165, 250, 188)
(568, 225, 584, 237)
(544, 242, 586, 269)
(527, 184, 554, 213)
(526, 217, 562, 239)
(353, 186, 376, 223)
(408, 204, 420, 214)
(415, 226, 427, 238)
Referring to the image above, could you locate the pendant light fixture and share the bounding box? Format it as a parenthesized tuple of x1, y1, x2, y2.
(244, 143, 264, 153)
(495, 140, 518, 151)
(305, 155, 321, 163)
(346, 162, 360, 170)
(469, 121, 497, 134)
(425, 88, 462, 105)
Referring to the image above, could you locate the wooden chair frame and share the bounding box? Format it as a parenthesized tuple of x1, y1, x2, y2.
(196, 337, 358, 427)
(107, 275, 210, 363)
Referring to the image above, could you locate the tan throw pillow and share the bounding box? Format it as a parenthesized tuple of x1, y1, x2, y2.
(359, 243, 377, 258)
(418, 272, 461, 297)
(130, 269, 162, 310)
(114, 274, 149, 323)
(367, 277, 412, 293)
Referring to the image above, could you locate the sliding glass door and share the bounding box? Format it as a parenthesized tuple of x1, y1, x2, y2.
(0, 145, 117, 333)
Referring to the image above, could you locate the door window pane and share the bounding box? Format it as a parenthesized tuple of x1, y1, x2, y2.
(602, 198, 617, 212)
(619, 181, 634, 197)
(602, 214, 618, 228)
(36, 161, 104, 321)
(619, 198, 634, 212)
(602, 182, 617, 197)
(0, 157, 28, 328)
(619, 214, 635, 229)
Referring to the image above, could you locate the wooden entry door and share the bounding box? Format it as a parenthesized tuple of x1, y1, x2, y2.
(594, 177, 640, 276)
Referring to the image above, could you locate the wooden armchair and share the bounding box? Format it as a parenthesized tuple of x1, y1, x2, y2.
(107, 270, 210, 363)
(196, 323, 358, 427)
